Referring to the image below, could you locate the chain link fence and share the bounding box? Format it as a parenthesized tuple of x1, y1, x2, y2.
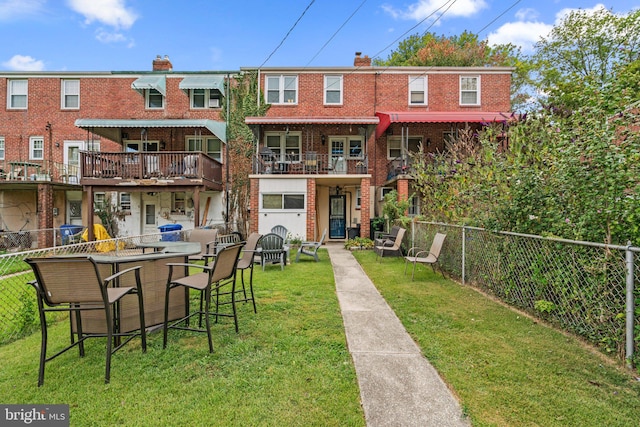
(0, 230, 193, 344)
(409, 221, 640, 368)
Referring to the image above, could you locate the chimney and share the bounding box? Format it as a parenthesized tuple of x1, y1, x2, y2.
(152, 55, 173, 71)
(354, 52, 371, 67)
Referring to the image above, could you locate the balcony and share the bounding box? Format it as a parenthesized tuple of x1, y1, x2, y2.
(80, 152, 223, 189)
(0, 160, 80, 184)
(253, 151, 369, 176)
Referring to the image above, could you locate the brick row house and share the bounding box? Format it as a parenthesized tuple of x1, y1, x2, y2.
(0, 53, 512, 248)
(0, 56, 229, 247)
(244, 53, 513, 242)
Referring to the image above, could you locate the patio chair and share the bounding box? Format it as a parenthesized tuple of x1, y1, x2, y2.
(183, 154, 198, 176)
(233, 232, 262, 313)
(295, 228, 326, 262)
(25, 256, 147, 386)
(374, 225, 401, 247)
(375, 227, 406, 260)
(259, 233, 286, 270)
(187, 228, 218, 264)
(404, 233, 447, 280)
(163, 242, 244, 351)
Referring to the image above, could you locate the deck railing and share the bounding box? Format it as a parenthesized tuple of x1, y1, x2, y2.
(81, 151, 222, 183)
(253, 152, 368, 175)
(0, 160, 81, 184)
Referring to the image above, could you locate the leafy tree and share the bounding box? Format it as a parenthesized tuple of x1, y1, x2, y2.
(533, 7, 640, 112)
(373, 30, 532, 111)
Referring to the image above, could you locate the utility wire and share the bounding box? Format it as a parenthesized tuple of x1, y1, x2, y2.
(259, 0, 316, 68)
(304, 0, 369, 67)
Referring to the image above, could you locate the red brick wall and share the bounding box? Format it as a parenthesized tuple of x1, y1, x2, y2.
(306, 178, 317, 240)
(0, 74, 225, 164)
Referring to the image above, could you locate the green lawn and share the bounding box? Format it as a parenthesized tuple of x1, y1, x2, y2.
(0, 252, 364, 426)
(354, 250, 640, 427)
(2, 248, 639, 426)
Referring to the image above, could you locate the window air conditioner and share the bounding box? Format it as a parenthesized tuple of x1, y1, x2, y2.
(208, 98, 220, 108)
(379, 187, 393, 201)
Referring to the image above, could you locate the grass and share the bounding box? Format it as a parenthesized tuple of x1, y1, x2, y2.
(353, 250, 640, 426)
(3, 248, 640, 426)
(0, 252, 365, 426)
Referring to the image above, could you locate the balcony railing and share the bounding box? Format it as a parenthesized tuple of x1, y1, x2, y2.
(81, 151, 222, 183)
(0, 160, 80, 184)
(253, 152, 368, 175)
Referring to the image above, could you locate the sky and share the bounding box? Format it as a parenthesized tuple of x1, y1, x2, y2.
(0, 0, 638, 72)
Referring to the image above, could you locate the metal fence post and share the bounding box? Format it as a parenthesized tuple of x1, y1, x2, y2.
(625, 241, 635, 369)
(461, 226, 466, 286)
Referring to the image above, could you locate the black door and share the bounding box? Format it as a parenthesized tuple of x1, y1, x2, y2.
(329, 195, 346, 239)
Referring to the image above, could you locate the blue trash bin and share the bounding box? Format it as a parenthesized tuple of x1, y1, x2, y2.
(60, 224, 83, 244)
(158, 224, 183, 241)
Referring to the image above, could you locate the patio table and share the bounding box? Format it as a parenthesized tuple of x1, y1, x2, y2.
(74, 242, 201, 334)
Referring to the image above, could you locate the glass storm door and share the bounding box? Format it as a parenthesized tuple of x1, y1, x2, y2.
(329, 195, 346, 239)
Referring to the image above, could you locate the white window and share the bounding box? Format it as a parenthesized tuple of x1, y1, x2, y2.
(87, 140, 101, 152)
(61, 79, 80, 109)
(262, 194, 305, 210)
(265, 132, 301, 162)
(29, 136, 44, 160)
(265, 75, 298, 104)
(408, 194, 420, 216)
(8, 79, 27, 109)
(172, 192, 186, 213)
(146, 88, 164, 109)
(409, 76, 427, 105)
(0, 136, 4, 160)
(191, 89, 221, 109)
(460, 76, 480, 105)
(355, 187, 362, 209)
(324, 75, 343, 105)
(119, 193, 131, 211)
(347, 137, 364, 159)
(94, 193, 106, 210)
(387, 136, 422, 159)
(186, 136, 222, 162)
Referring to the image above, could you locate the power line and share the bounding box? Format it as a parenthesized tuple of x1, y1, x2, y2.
(304, 0, 369, 67)
(259, 0, 317, 68)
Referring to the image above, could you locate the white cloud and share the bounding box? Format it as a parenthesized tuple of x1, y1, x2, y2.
(96, 29, 126, 43)
(2, 54, 45, 71)
(0, 0, 45, 20)
(487, 21, 553, 53)
(383, 0, 488, 22)
(67, 0, 137, 30)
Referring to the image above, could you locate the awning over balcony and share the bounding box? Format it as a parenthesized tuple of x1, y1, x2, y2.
(75, 118, 227, 143)
(131, 75, 166, 96)
(245, 116, 379, 125)
(179, 75, 225, 93)
(375, 111, 510, 138)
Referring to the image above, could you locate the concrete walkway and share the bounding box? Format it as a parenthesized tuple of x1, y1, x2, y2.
(326, 243, 469, 427)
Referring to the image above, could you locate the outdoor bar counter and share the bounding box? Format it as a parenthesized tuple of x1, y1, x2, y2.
(78, 241, 201, 334)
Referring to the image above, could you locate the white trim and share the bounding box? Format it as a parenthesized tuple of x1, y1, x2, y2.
(408, 75, 427, 105)
(29, 136, 44, 160)
(265, 74, 298, 104)
(61, 79, 80, 109)
(145, 88, 164, 109)
(324, 75, 343, 105)
(460, 75, 480, 106)
(8, 79, 27, 109)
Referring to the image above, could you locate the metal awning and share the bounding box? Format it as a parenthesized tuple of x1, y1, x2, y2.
(375, 111, 510, 138)
(179, 75, 225, 93)
(75, 118, 226, 143)
(131, 75, 166, 96)
(245, 116, 379, 125)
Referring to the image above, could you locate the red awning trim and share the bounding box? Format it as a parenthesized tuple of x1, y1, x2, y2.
(245, 116, 379, 125)
(374, 111, 510, 139)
